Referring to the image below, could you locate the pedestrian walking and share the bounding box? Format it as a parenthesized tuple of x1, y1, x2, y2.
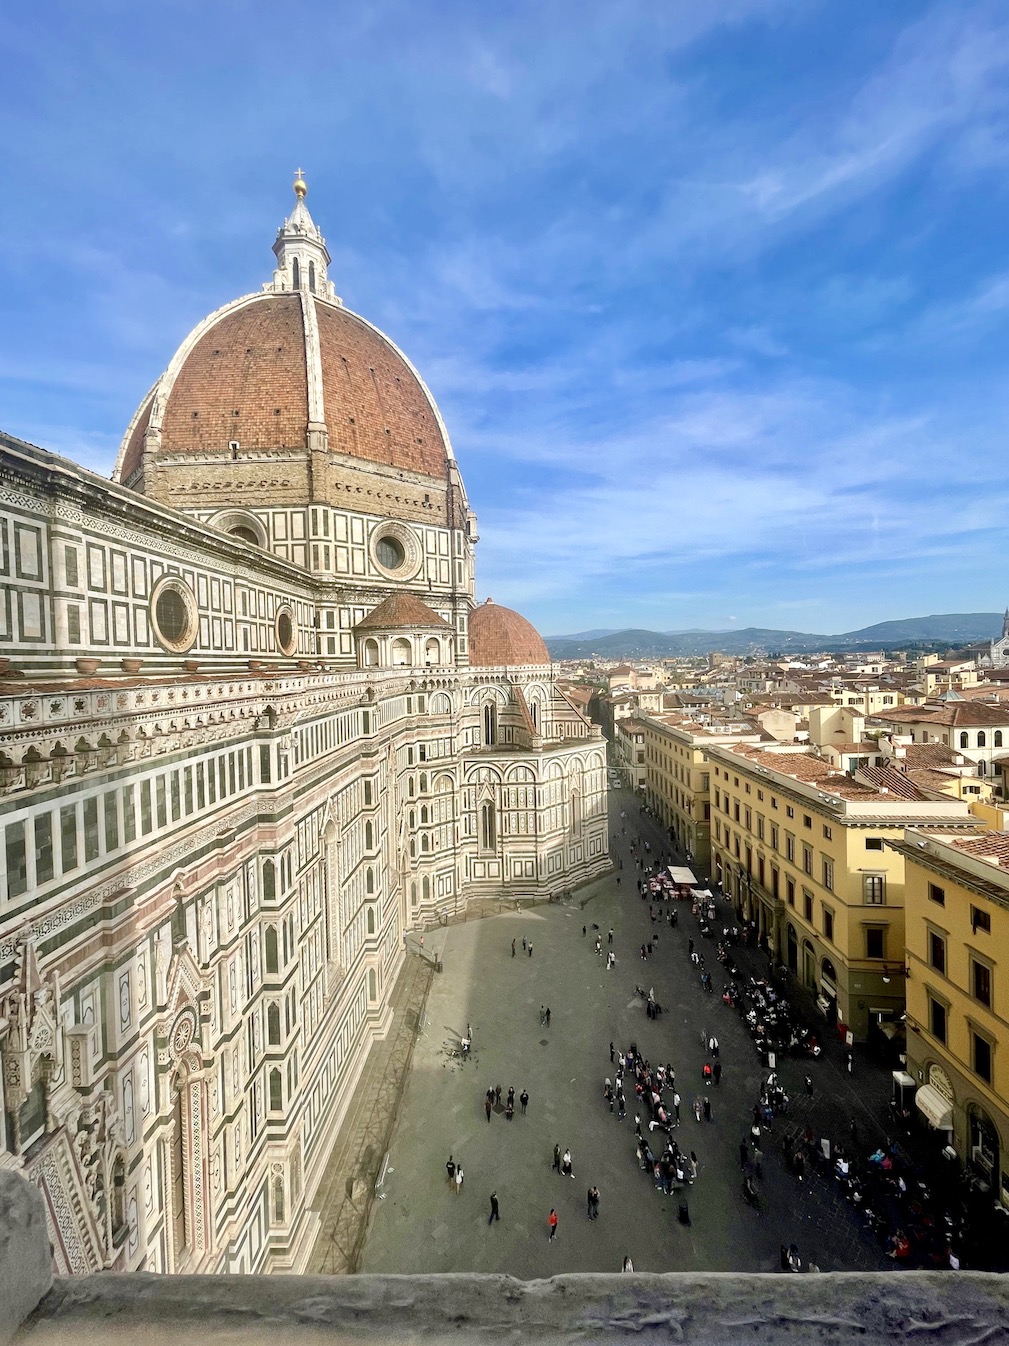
(505, 1100, 514, 1120)
(673, 1091, 681, 1124)
(713, 1061, 722, 1086)
(455, 1164, 464, 1193)
(703, 1096, 712, 1122)
(548, 1208, 558, 1241)
(587, 1185, 600, 1220)
(528, 942, 533, 957)
(582, 925, 587, 937)
(507, 1086, 515, 1109)
(552, 1143, 561, 1173)
(484, 1096, 492, 1123)
(693, 1097, 702, 1123)
(753, 1144, 763, 1179)
(545, 1007, 551, 1026)
(511, 938, 516, 957)
(561, 1148, 574, 1177)
(488, 1192, 500, 1225)
(622, 1255, 634, 1273)
(522, 937, 527, 953)
(689, 1151, 698, 1179)
(609, 1041, 615, 1063)
(846, 1053, 853, 1074)
(520, 1088, 529, 1114)
(805, 1075, 813, 1096)
(446, 1155, 456, 1184)
(608, 928, 614, 944)
(495, 1085, 502, 1107)
(708, 1036, 719, 1058)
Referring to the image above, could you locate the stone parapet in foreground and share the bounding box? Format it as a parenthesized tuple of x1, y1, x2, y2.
(16, 1269, 1009, 1345)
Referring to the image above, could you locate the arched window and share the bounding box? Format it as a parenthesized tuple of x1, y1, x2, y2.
(530, 700, 539, 730)
(979, 760, 987, 776)
(996, 731, 1004, 748)
(269, 1068, 283, 1111)
(481, 801, 497, 850)
(267, 1002, 281, 1044)
(367, 906, 375, 935)
(420, 806, 429, 824)
(308, 261, 316, 293)
(368, 968, 378, 1001)
(262, 860, 275, 900)
(960, 732, 969, 749)
(363, 639, 379, 667)
(365, 821, 373, 849)
(424, 637, 441, 665)
(366, 867, 375, 894)
(421, 834, 430, 852)
(419, 772, 428, 793)
(391, 638, 411, 666)
(292, 257, 300, 289)
(570, 789, 581, 836)
(422, 875, 430, 901)
(273, 1176, 285, 1223)
(483, 702, 497, 746)
(265, 926, 279, 974)
(977, 731, 987, 748)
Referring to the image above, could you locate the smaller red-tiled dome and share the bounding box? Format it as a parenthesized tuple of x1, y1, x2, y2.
(468, 599, 550, 666)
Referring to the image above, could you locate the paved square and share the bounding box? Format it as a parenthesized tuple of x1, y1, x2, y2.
(359, 793, 893, 1276)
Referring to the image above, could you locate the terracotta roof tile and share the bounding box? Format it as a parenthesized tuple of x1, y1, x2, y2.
(354, 592, 450, 631)
(468, 599, 549, 667)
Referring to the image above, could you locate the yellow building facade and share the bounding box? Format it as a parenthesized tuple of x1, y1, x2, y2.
(893, 830, 1009, 1206)
(705, 745, 973, 1040)
(640, 716, 760, 879)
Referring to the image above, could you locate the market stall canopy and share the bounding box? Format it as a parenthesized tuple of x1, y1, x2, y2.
(915, 1084, 953, 1131)
(667, 867, 698, 885)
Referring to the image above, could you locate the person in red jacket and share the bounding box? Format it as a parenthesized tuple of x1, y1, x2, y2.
(548, 1208, 558, 1241)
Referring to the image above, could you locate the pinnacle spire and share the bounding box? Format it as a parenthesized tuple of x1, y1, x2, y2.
(266, 172, 340, 302)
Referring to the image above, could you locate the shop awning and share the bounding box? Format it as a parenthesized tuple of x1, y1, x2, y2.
(915, 1084, 953, 1131)
(667, 866, 697, 885)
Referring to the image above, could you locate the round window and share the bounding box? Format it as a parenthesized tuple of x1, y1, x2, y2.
(157, 589, 188, 642)
(376, 535, 405, 570)
(150, 577, 198, 653)
(276, 607, 296, 656)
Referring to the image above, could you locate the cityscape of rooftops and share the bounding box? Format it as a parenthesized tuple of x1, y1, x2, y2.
(4, 0, 1009, 1318)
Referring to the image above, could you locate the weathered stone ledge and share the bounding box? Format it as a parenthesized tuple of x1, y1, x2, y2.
(16, 1270, 1009, 1346)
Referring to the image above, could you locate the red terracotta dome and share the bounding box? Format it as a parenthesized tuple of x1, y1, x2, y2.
(115, 292, 451, 486)
(468, 599, 550, 666)
(114, 181, 454, 497)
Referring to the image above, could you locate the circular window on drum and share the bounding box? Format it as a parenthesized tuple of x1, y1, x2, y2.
(370, 523, 421, 581)
(150, 576, 198, 653)
(275, 605, 297, 656)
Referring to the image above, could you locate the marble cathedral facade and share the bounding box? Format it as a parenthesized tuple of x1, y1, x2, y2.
(0, 179, 608, 1274)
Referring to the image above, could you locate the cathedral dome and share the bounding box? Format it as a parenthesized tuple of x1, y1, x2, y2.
(468, 599, 550, 666)
(113, 179, 454, 501)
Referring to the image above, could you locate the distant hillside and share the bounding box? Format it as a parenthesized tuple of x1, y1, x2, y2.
(546, 613, 1003, 661)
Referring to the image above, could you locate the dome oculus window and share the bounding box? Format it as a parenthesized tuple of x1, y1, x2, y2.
(150, 576, 198, 653)
(276, 606, 297, 656)
(370, 524, 421, 580)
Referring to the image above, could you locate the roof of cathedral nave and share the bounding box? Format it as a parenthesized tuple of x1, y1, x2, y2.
(468, 599, 550, 667)
(115, 175, 454, 487)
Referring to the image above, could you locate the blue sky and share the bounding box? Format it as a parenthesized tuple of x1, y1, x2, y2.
(3, 1, 1009, 637)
